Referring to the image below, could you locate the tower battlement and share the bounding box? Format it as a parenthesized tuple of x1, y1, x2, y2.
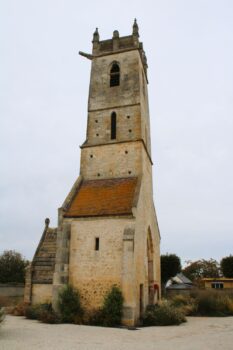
(92, 20, 148, 78)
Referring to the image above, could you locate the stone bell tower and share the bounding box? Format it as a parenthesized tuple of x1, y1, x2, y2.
(25, 20, 161, 326)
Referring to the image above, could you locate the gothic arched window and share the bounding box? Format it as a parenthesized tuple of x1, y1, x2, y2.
(110, 63, 120, 87)
(111, 112, 117, 139)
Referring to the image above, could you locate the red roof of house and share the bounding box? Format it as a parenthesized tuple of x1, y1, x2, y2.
(64, 177, 138, 217)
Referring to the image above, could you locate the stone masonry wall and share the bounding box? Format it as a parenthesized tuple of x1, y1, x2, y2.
(132, 146, 161, 321)
(69, 217, 134, 309)
(88, 50, 140, 111)
(31, 284, 53, 304)
(139, 59, 151, 156)
(80, 141, 142, 180)
(86, 104, 141, 146)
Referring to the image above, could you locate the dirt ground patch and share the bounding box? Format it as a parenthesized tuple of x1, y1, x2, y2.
(0, 315, 233, 350)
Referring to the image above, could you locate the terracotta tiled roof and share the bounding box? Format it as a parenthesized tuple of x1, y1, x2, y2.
(64, 177, 138, 217)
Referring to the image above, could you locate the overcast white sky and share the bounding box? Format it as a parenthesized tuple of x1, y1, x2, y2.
(1, 0, 233, 265)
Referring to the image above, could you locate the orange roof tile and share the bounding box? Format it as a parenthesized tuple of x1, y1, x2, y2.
(64, 177, 138, 217)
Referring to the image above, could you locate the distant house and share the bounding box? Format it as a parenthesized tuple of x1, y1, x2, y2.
(202, 278, 233, 290)
(166, 273, 194, 296)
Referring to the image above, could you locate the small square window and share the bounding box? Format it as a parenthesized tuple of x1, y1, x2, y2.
(95, 237, 99, 251)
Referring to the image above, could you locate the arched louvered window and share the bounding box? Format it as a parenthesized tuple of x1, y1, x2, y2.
(111, 112, 117, 139)
(110, 63, 120, 87)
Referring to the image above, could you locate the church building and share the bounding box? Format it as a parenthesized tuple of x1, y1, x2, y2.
(25, 20, 161, 326)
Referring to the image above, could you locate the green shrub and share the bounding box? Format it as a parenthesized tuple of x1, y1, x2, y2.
(143, 291, 233, 324)
(143, 301, 186, 326)
(87, 286, 124, 327)
(194, 291, 233, 317)
(25, 304, 41, 319)
(170, 294, 191, 307)
(170, 295, 197, 316)
(86, 308, 105, 326)
(58, 285, 84, 324)
(25, 303, 54, 320)
(142, 305, 158, 326)
(38, 308, 61, 324)
(101, 286, 124, 327)
(178, 303, 197, 316)
(0, 307, 5, 324)
(169, 291, 233, 317)
(10, 302, 29, 316)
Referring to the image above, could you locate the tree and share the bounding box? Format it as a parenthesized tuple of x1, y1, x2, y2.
(161, 254, 181, 285)
(220, 255, 233, 278)
(0, 250, 29, 283)
(182, 259, 220, 283)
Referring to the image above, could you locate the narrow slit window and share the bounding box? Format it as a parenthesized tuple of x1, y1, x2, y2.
(111, 112, 117, 140)
(95, 237, 99, 251)
(110, 63, 120, 87)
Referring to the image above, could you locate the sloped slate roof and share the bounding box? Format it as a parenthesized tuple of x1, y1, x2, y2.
(64, 177, 138, 218)
(175, 273, 193, 285)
